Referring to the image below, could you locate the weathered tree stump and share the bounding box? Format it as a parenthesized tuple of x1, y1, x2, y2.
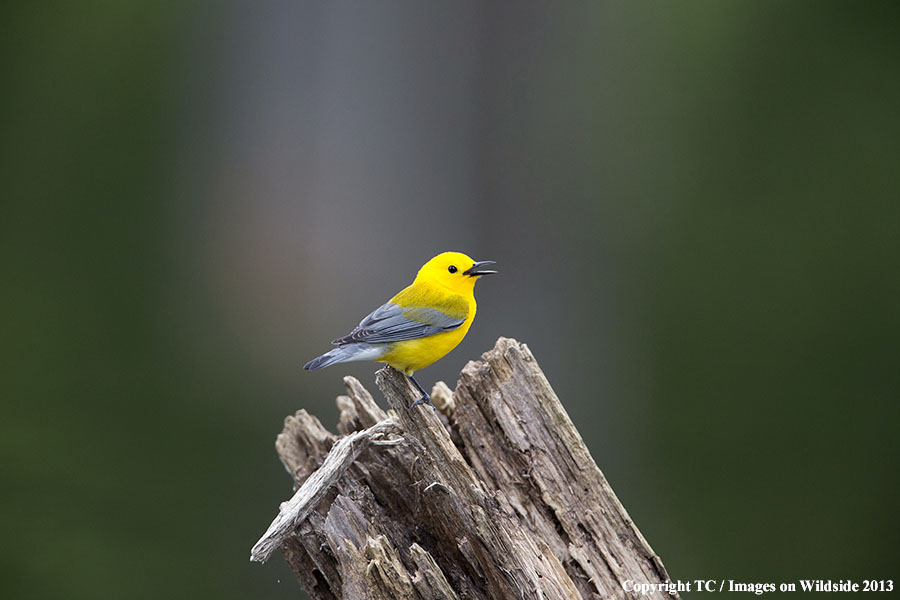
(252, 337, 674, 599)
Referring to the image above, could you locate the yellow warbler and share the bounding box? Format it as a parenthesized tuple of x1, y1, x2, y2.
(304, 252, 496, 407)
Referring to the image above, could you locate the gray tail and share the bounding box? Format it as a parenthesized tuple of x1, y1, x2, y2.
(303, 345, 376, 370)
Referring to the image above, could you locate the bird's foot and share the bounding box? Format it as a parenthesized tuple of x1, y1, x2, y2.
(411, 393, 436, 409)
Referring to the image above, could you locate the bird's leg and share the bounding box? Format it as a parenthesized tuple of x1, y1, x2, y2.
(408, 375, 436, 409)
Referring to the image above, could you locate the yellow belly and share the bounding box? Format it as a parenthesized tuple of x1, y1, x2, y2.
(378, 319, 473, 375)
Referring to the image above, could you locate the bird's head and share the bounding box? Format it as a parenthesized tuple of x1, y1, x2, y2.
(415, 251, 497, 293)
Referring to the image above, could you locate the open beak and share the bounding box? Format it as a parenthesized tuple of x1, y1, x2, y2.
(463, 260, 497, 277)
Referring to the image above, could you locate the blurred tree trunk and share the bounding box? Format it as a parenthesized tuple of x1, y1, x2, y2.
(252, 338, 675, 599)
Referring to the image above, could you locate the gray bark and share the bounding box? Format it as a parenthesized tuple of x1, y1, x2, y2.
(251, 337, 675, 599)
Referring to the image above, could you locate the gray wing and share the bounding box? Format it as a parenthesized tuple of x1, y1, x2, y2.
(331, 302, 465, 346)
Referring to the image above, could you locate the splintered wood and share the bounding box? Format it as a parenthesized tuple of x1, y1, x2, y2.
(251, 337, 675, 599)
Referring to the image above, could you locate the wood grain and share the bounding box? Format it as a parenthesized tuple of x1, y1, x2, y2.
(251, 337, 676, 599)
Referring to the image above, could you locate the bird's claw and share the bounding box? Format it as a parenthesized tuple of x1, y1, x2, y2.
(411, 393, 436, 409)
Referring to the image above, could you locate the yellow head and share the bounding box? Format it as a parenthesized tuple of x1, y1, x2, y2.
(414, 252, 497, 293)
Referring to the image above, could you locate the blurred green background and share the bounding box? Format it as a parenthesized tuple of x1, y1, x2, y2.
(2, 2, 898, 598)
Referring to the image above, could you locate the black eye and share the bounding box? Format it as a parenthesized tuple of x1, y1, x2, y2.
(448, 265, 458, 273)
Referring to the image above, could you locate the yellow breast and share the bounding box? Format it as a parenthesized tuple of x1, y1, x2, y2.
(377, 284, 477, 375)
(378, 319, 474, 375)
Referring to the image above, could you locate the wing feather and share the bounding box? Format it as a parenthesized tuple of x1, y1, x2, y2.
(331, 301, 466, 346)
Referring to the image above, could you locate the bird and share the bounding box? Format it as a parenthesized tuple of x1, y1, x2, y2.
(303, 252, 497, 407)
